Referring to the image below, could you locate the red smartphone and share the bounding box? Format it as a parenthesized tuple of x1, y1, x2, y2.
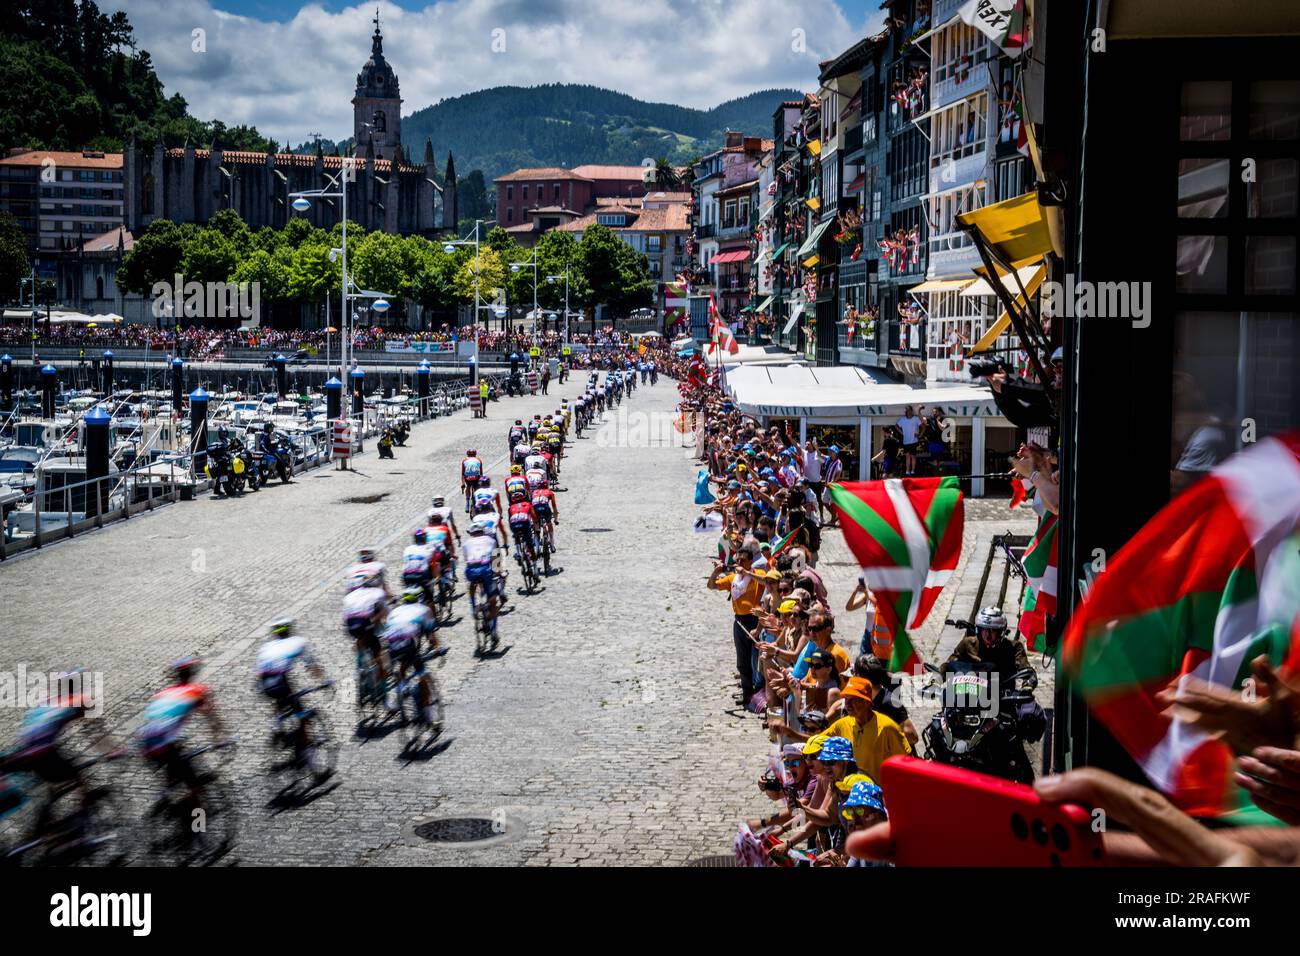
(878, 756, 1105, 867)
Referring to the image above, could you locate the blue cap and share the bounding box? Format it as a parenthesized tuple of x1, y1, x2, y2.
(172, 357, 183, 367)
(842, 781, 886, 815)
(102, 350, 113, 359)
(1, 354, 11, 363)
(274, 353, 286, 362)
(828, 445, 840, 455)
(418, 360, 430, 372)
(350, 368, 365, 378)
(816, 736, 854, 763)
(324, 376, 342, 389)
(189, 387, 209, 402)
(41, 364, 57, 374)
(84, 407, 111, 426)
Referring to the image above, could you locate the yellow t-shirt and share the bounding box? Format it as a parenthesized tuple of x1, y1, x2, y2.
(824, 711, 912, 782)
(713, 572, 763, 617)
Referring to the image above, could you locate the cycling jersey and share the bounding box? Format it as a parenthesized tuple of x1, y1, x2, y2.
(508, 427, 525, 445)
(14, 704, 80, 756)
(472, 487, 498, 511)
(402, 543, 435, 581)
(531, 488, 555, 519)
(526, 422, 540, 439)
(478, 512, 502, 538)
(345, 560, 386, 591)
(426, 524, 454, 558)
(524, 454, 547, 474)
(504, 475, 529, 503)
(463, 535, 496, 566)
(428, 505, 453, 526)
(512, 442, 533, 463)
(508, 500, 535, 528)
(256, 635, 315, 678)
(525, 468, 546, 492)
(139, 684, 207, 756)
(343, 586, 387, 622)
(461, 457, 483, 481)
(383, 603, 434, 648)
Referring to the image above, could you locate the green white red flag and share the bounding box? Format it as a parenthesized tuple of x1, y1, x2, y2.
(959, 0, 1032, 58)
(828, 476, 965, 672)
(1063, 433, 1300, 820)
(1021, 512, 1059, 615)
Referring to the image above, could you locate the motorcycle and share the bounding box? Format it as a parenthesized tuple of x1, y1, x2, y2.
(229, 438, 261, 492)
(204, 445, 240, 497)
(260, 436, 294, 484)
(922, 659, 1042, 785)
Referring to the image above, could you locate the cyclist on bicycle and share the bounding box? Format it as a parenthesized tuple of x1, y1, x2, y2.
(427, 493, 461, 545)
(346, 546, 391, 597)
(508, 419, 526, 453)
(508, 497, 540, 566)
(402, 529, 441, 645)
(343, 577, 390, 693)
(471, 475, 502, 519)
(139, 657, 228, 820)
(255, 619, 330, 772)
(460, 448, 484, 512)
(383, 587, 443, 726)
(524, 460, 547, 494)
(512, 437, 533, 468)
(463, 518, 501, 637)
(504, 465, 529, 505)
(531, 478, 559, 555)
(526, 415, 542, 442)
(2, 674, 94, 837)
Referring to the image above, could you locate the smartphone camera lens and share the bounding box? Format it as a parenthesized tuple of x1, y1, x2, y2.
(1010, 813, 1029, 840)
(1051, 823, 1071, 852)
(1031, 818, 1049, 845)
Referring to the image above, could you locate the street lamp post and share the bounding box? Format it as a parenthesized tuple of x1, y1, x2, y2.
(290, 154, 354, 385)
(546, 269, 570, 355)
(510, 250, 539, 341)
(444, 219, 486, 387)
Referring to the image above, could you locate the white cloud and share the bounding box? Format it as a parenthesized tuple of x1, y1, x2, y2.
(104, 0, 862, 145)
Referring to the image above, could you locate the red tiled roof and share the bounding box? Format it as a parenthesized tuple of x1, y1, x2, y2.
(80, 225, 134, 252)
(495, 167, 590, 182)
(571, 164, 650, 181)
(1, 149, 122, 169)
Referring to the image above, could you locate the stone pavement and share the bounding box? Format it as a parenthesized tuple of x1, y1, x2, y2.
(0, 372, 761, 866)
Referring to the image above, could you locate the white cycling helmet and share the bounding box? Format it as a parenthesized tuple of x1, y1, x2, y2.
(431, 494, 445, 507)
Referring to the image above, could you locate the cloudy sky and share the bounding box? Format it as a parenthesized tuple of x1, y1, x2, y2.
(104, 0, 881, 145)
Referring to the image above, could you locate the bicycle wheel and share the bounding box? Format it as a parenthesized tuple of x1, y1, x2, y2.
(187, 775, 239, 866)
(303, 714, 340, 783)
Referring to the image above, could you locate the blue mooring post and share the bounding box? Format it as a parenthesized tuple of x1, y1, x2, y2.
(416, 360, 431, 418)
(350, 367, 365, 416)
(40, 363, 57, 418)
(84, 405, 111, 518)
(273, 353, 287, 398)
(324, 376, 342, 421)
(0, 354, 12, 411)
(102, 350, 114, 396)
(171, 357, 184, 415)
(189, 386, 209, 476)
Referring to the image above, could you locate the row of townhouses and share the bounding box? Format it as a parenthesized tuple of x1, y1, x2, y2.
(688, 0, 1036, 389)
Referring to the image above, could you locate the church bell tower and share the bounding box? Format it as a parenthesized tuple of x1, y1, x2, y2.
(352, 10, 402, 159)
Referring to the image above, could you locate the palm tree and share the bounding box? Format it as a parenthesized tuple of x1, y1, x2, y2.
(652, 157, 682, 190)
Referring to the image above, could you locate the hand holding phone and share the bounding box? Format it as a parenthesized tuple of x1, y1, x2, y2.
(849, 756, 1105, 867)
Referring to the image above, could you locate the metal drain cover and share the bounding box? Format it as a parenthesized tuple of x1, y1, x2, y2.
(688, 855, 738, 868)
(579, 527, 613, 533)
(413, 817, 500, 843)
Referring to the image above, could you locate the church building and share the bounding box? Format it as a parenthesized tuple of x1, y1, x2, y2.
(122, 14, 455, 238)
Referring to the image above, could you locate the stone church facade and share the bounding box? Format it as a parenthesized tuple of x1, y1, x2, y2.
(122, 16, 455, 238)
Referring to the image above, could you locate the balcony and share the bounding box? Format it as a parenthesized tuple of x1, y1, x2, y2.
(695, 222, 716, 240)
(843, 124, 864, 156)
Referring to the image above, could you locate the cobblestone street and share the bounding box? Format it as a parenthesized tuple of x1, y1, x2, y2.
(0, 375, 1046, 865)
(0, 375, 766, 865)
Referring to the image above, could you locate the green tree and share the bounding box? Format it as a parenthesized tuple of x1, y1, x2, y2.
(116, 218, 188, 294)
(652, 157, 682, 189)
(232, 246, 291, 324)
(579, 224, 653, 320)
(452, 246, 505, 307)
(178, 228, 237, 284)
(0, 211, 30, 303)
(287, 240, 340, 305)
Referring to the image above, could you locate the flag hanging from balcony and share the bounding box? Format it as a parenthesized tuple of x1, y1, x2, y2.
(959, 0, 1032, 58)
(828, 477, 966, 672)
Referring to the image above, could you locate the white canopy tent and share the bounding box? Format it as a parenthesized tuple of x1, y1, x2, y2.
(721, 363, 1007, 495)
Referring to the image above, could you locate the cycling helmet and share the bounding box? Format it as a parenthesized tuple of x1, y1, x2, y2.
(510, 464, 522, 475)
(515, 419, 522, 425)
(413, 528, 427, 544)
(401, 586, 424, 604)
(431, 494, 445, 507)
(974, 606, 1008, 647)
(466, 448, 477, 457)
(171, 655, 202, 682)
(358, 547, 377, 563)
(479, 476, 490, 486)
(537, 477, 549, 490)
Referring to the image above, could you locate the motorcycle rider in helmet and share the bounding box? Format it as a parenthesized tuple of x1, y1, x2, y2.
(941, 607, 1032, 682)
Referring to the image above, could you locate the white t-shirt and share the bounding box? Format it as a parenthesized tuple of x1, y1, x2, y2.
(802, 450, 822, 481)
(898, 415, 922, 444)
